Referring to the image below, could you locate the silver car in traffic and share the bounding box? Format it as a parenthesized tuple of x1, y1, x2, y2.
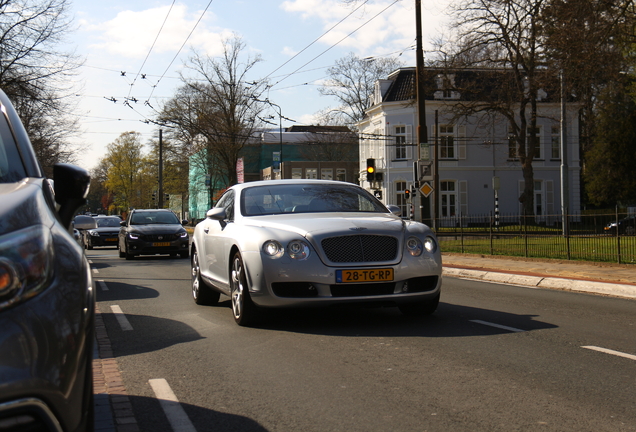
(191, 180, 442, 326)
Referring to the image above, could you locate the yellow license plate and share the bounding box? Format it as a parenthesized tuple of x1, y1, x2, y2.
(105, 238, 117, 242)
(153, 242, 171, 247)
(336, 268, 394, 283)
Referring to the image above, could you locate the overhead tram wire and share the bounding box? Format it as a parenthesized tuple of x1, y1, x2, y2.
(261, 0, 370, 82)
(269, 0, 401, 89)
(127, 0, 176, 99)
(145, 0, 215, 104)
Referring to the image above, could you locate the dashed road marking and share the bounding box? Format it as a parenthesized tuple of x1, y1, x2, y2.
(92, 268, 99, 274)
(110, 305, 133, 331)
(97, 280, 108, 291)
(149, 378, 197, 432)
(470, 320, 525, 333)
(582, 346, 636, 361)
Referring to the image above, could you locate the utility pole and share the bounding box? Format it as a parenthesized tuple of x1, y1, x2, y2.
(415, 0, 429, 224)
(158, 129, 164, 209)
(560, 70, 569, 236)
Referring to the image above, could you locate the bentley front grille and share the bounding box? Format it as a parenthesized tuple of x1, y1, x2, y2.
(321, 235, 398, 263)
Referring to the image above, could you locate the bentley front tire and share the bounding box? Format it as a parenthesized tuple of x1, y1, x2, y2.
(191, 249, 219, 305)
(230, 252, 258, 326)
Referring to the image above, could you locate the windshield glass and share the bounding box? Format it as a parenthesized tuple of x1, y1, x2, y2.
(0, 112, 27, 183)
(95, 217, 121, 227)
(241, 183, 388, 216)
(130, 212, 179, 225)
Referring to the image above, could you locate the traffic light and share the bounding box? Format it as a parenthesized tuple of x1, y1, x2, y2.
(152, 192, 156, 201)
(164, 193, 169, 202)
(366, 158, 376, 182)
(404, 188, 411, 200)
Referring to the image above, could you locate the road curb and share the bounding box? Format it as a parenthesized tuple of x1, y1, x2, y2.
(442, 267, 636, 300)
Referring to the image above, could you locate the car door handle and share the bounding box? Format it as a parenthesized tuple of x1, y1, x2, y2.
(204, 227, 209, 234)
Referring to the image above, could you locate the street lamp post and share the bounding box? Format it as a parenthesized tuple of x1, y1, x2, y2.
(254, 98, 286, 179)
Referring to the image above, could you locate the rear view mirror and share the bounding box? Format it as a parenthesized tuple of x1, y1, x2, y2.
(54, 164, 90, 229)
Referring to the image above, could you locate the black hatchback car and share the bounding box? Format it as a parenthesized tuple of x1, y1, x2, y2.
(0, 89, 94, 431)
(83, 215, 122, 249)
(118, 209, 189, 259)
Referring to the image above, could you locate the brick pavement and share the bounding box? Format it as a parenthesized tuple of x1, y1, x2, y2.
(93, 305, 140, 432)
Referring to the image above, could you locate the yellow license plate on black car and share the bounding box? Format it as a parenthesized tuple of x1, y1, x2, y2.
(153, 242, 171, 247)
(105, 238, 117, 242)
(336, 268, 394, 283)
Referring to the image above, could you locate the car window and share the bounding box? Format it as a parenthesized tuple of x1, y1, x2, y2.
(130, 211, 179, 225)
(215, 190, 235, 221)
(241, 184, 388, 216)
(95, 218, 120, 227)
(0, 112, 27, 183)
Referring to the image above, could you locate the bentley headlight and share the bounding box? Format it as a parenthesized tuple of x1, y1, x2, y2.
(263, 240, 284, 258)
(287, 240, 310, 260)
(424, 236, 437, 253)
(406, 236, 423, 257)
(0, 225, 54, 311)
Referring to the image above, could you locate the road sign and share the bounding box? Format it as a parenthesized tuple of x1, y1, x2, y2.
(420, 182, 433, 198)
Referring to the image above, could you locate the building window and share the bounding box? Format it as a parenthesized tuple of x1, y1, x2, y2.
(305, 168, 317, 179)
(395, 126, 407, 160)
(396, 181, 408, 217)
(528, 126, 542, 159)
(439, 125, 455, 159)
(292, 168, 302, 179)
(321, 168, 333, 180)
(336, 168, 346, 182)
(440, 180, 457, 217)
(508, 136, 518, 159)
(534, 180, 543, 215)
(551, 125, 560, 159)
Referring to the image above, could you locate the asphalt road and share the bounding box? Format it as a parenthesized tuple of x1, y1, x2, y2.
(88, 248, 636, 432)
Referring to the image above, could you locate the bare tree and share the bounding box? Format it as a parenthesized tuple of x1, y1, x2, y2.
(443, 0, 551, 216)
(0, 0, 83, 176)
(159, 35, 266, 188)
(318, 53, 404, 126)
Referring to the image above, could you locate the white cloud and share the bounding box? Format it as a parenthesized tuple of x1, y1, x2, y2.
(86, 4, 230, 59)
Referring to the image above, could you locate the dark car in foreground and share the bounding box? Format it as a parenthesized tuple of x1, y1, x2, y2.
(604, 215, 636, 236)
(0, 89, 94, 431)
(83, 215, 121, 249)
(118, 209, 189, 259)
(191, 180, 442, 326)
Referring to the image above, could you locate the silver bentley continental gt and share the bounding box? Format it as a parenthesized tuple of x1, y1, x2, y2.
(191, 180, 442, 326)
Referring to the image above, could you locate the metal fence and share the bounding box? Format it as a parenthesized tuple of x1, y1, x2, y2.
(434, 211, 636, 264)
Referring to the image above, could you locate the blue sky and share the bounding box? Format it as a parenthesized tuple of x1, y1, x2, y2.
(69, 0, 450, 170)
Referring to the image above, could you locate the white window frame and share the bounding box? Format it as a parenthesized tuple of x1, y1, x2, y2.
(305, 168, 317, 179)
(439, 125, 455, 159)
(551, 125, 560, 159)
(395, 126, 407, 160)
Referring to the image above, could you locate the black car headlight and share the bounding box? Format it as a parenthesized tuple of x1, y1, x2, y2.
(128, 232, 140, 240)
(0, 225, 54, 311)
(88, 230, 100, 237)
(179, 231, 188, 238)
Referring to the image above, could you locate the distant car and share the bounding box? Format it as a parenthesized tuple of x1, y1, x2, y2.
(73, 214, 97, 248)
(73, 228, 83, 247)
(118, 209, 189, 259)
(191, 180, 442, 326)
(604, 215, 636, 236)
(84, 215, 122, 249)
(0, 89, 94, 431)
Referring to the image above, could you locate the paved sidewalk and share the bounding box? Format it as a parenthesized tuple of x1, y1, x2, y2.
(442, 253, 636, 299)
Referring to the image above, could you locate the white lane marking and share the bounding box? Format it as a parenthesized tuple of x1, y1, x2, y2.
(97, 280, 109, 291)
(110, 305, 133, 331)
(582, 346, 636, 361)
(149, 379, 197, 432)
(88, 260, 93, 264)
(470, 320, 525, 333)
(92, 268, 99, 274)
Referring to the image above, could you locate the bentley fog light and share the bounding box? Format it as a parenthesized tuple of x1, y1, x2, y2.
(424, 236, 437, 253)
(406, 236, 423, 257)
(263, 240, 284, 258)
(287, 240, 310, 260)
